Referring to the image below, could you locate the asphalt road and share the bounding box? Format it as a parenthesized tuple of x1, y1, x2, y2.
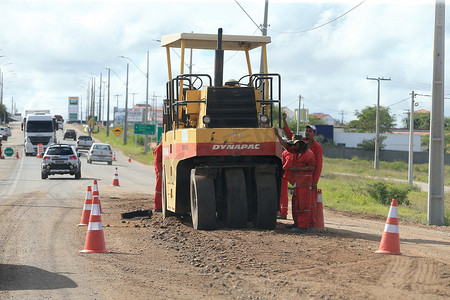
(0, 122, 155, 298)
(0, 122, 448, 299)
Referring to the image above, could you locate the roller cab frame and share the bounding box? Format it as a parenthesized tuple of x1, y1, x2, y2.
(160, 29, 283, 230)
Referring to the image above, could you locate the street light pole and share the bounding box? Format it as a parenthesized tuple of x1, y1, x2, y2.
(120, 53, 150, 153)
(366, 76, 391, 170)
(124, 63, 129, 145)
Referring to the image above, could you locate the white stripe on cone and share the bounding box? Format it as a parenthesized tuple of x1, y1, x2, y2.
(384, 224, 399, 234)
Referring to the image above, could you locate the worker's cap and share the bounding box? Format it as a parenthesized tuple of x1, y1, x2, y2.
(282, 137, 294, 145)
(292, 134, 303, 141)
(306, 125, 317, 133)
(292, 139, 306, 146)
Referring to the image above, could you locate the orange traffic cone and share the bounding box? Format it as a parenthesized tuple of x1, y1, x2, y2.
(112, 168, 120, 186)
(315, 189, 325, 229)
(15, 150, 19, 159)
(376, 199, 402, 255)
(92, 180, 103, 213)
(112, 152, 116, 161)
(128, 154, 131, 163)
(78, 186, 92, 226)
(80, 194, 109, 253)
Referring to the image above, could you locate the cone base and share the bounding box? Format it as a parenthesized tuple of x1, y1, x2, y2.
(375, 249, 402, 255)
(80, 249, 110, 253)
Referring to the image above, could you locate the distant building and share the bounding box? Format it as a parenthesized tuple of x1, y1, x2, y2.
(281, 107, 295, 119)
(415, 109, 430, 114)
(310, 113, 335, 125)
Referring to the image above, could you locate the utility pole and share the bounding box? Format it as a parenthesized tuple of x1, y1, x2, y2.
(130, 92, 138, 108)
(408, 91, 416, 185)
(297, 95, 301, 135)
(259, 0, 269, 73)
(0, 70, 3, 107)
(106, 68, 111, 137)
(114, 94, 120, 108)
(428, 0, 445, 226)
(366, 76, 391, 170)
(124, 63, 129, 145)
(98, 73, 102, 124)
(144, 51, 150, 154)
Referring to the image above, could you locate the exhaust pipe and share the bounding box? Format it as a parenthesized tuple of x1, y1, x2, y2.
(214, 28, 224, 87)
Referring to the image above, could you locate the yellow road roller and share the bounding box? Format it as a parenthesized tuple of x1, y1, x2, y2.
(160, 28, 283, 230)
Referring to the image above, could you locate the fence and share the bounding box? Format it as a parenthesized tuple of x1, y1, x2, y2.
(323, 145, 450, 165)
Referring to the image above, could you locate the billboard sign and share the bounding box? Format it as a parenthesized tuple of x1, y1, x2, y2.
(114, 108, 143, 123)
(68, 97, 79, 120)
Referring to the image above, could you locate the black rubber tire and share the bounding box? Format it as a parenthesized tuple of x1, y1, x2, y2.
(74, 168, 81, 179)
(254, 173, 278, 229)
(190, 169, 216, 230)
(224, 168, 248, 228)
(108, 161, 112, 165)
(41, 172, 47, 179)
(162, 167, 174, 219)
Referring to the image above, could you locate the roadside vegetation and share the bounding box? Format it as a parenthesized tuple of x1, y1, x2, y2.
(82, 125, 156, 165)
(320, 157, 450, 225)
(86, 125, 449, 226)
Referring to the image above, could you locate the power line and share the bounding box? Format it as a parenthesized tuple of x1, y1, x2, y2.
(267, 0, 367, 34)
(234, 0, 261, 32)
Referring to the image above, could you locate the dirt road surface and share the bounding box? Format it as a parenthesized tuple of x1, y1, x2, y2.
(0, 122, 449, 299)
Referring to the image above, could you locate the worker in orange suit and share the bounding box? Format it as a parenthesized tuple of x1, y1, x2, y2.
(153, 141, 163, 212)
(282, 113, 323, 229)
(277, 146, 293, 219)
(275, 129, 315, 233)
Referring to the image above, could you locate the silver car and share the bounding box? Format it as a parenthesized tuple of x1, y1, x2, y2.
(41, 144, 81, 179)
(87, 143, 113, 165)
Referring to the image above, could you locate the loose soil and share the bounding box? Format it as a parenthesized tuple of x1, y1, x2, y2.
(75, 188, 450, 299)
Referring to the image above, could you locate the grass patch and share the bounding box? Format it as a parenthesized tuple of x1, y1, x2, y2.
(79, 125, 156, 165)
(320, 172, 450, 225)
(323, 157, 450, 186)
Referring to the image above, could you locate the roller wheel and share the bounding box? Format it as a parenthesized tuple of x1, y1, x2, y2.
(225, 168, 248, 228)
(254, 173, 278, 229)
(190, 169, 216, 230)
(162, 167, 174, 219)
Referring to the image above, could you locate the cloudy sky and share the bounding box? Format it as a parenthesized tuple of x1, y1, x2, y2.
(0, 0, 447, 126)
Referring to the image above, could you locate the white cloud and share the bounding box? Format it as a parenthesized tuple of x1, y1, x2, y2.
(0, 0, 448, 126)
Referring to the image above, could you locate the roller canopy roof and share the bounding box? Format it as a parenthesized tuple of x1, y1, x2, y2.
(160, 33, 271, 51)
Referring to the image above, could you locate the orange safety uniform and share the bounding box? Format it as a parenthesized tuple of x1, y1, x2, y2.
(278, 149, 293, 218)
(291, 149, 315, 229)
(283, 125, 323, 228)
(153, 143, 163, 210)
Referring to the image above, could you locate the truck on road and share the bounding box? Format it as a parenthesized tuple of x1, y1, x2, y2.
(22, 113, 57, 156)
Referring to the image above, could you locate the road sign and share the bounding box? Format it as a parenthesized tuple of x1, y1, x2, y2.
(4, 147, 14, 157)
(112, 126, 123, 136)
(134, 124, 155, 135)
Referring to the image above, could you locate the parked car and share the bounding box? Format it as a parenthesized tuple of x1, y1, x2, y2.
(0, 126, 11, 141)
(63, 129, 77, 140)
(41, 144, 81, 179)
(87, 143, 113, 165)
(76, 135, 93, 151)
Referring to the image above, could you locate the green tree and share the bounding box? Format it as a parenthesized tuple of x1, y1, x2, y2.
(421, 133, 450, 153)
(403, 112, 430, 130)
(345, 105, 396, 133)
(357, 135, 387, 150)
(0, 104, 7, 124)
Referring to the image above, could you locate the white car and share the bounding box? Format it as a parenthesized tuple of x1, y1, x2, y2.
(0, 126, 11, 141)
(87, 143, 113, 165)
